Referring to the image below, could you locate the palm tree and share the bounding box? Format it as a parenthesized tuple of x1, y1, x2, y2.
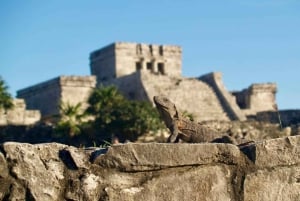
(85, 85, 127, 142)
(86, 85, 125, 116)
(0, 77, 13, 111)
(55, 102, 85, 138)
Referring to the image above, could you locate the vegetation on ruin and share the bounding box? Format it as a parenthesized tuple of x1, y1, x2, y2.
(85, 85, 164, 143)
(54, 102, 86, 139)
(0, 77, 13, 111)
(52, 85, 164, 146)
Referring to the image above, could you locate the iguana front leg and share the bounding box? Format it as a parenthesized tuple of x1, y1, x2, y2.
(167, 119, 180, 143)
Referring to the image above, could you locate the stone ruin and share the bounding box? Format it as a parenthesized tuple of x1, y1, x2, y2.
(90, 42, 277, 122)
(90, 42, 182, 82)
(232, 83, 277, 116)
(0, 99, 40, 126)
(1, 135, 300, 200)
(17, 76, 96, 119)
(2, 42, 300, 200)
(12, 41, 292, 124)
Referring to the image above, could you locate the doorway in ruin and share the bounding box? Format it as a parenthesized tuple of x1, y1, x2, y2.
(158, 63, 165, 75)
(146, 62, 153, 72)
(136, 62, 142, 71)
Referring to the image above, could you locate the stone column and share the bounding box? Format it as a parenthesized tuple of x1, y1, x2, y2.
(140, 58, 145, 71)
(152, 59, 158, 74)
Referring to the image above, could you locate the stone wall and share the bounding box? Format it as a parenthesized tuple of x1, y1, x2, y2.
(90, 43, 116, 82)
(104, 71, 229, 122)
(1, 135, 300, 200)
(199, 72, 247, 121)
(256, 109, 300, 127)
(17, 76, 96, 118)
(0, 99, 40, 126)
(90, 42, 182, 83)
(232, 83, 277, 116)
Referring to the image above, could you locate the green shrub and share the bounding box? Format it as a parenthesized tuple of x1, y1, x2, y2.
(86, 85, 163, 142)
(0, 77, 13, 111)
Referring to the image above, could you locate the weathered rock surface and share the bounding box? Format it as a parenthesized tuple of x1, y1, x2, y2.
(242, 136, 300, 201)
(1, 136, 300, 200)
(95, 143, 246, 171)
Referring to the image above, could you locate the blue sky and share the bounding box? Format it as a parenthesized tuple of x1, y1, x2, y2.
(1, 0, 300, 109)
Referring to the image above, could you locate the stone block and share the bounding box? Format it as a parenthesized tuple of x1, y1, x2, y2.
(23, 110, 41, 125)
(0, 99, 41, 126)
(0, 110, 6, 125)
(0, 151, 11, 200)
(94, 143, 246, 171)
(242, 136, 300, 168)
(94, 143, 245, 200)
(244, 167, 300, 201)
(243, 135, 300, 201)
(3, 142, 68, 200)
(105, 165, 236, 201)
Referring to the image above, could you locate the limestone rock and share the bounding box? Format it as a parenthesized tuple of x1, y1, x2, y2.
(64, 146, 91, 169)
(94, 143, 246, 171)
(242, 136, 300, 168)
(94, 143, 247, 201)
(244, 166, 300, 201)
(104, 165, 237, 201)
(0, 151, 11, 200)
(3, 142, 68, 200)
(0, 151, 8, 178)
(1, 136, 300, 200)
(243, 136, 300, 201)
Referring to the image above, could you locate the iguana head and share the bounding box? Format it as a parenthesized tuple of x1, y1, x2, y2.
(153, 96, 179, 128)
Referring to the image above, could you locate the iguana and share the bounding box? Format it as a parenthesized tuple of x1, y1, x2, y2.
(153, 95, 237, 144)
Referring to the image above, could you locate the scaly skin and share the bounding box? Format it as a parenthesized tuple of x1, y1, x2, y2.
(153, 96, 237, 144)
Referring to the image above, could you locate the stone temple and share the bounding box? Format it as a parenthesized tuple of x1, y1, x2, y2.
(90, 42, 182, 82)
(13, 42, 279, 124)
